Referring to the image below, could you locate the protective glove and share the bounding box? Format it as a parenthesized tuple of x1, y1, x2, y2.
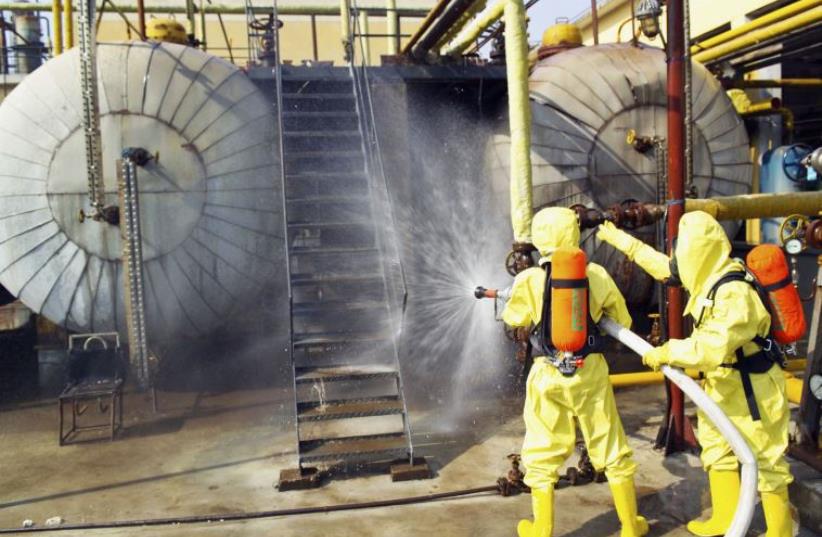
(597, 221, 637, 254)
(642, 345, 669, 371)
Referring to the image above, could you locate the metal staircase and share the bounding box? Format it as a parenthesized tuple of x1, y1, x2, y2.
(278, 71, 416, 479)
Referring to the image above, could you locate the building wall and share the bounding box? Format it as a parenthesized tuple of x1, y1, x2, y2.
(574, 0, 782, 47)
(96, 13, 424, 66)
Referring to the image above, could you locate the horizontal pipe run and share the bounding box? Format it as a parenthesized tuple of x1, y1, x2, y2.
(684, 191, 822, 221)
(410, 0, 479, 59)
(733, 78, 822, 89)
(440, 0, 503, 56)
(691, 0, 822, 53)
(785, 373, 804, 405)
(400, 0, 449, 54)
(0, 2, 429, 16)
(599, 317, 757, 537)
(693, 7, 822, 64)
(0, 486, 500, 533)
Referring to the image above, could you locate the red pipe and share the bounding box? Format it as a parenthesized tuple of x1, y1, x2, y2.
(661, 0, 697, 455)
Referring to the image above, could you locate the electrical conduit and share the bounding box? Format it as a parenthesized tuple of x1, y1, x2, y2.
(504, 0, 532, 244)
(599, 317, 757, 537)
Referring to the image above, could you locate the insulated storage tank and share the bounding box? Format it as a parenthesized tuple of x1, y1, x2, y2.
(488, 44, 752, 303)
(0, 42, 282, 341)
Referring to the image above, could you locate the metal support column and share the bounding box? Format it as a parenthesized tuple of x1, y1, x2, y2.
(659, 0, 697, 455)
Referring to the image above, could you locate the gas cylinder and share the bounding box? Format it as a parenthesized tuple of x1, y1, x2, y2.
(550, 247, 588, 354)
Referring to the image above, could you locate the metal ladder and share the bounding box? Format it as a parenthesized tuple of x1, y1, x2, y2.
(269, 5, 414, 475)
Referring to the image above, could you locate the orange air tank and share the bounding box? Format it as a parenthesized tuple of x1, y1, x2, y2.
(746, 244, 806, 344)
(550, 247, 589, 354)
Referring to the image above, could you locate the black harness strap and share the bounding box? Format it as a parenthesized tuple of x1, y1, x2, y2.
(701, 271, 785, 421)
(532, 263, 603, 376)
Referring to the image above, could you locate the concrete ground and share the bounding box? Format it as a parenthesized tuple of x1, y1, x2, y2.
(0, 383, 818, 536)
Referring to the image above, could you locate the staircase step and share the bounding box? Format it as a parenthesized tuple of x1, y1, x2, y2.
(292, 273, 383, 284)
(293, 299, 387, 314)
(299, 433, 408, 463)
(284, 93, 355, 99)
(293, 331, 389, 347)
(284, 130, 361, 138)
(282, 95, 356, 113)
(282, 79, 353, 95)
(282, 111, 357, 118)
(295, 365, 398, 383)
(297, 396, 403, 422)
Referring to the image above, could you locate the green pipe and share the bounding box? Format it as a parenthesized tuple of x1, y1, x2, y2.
(0, 2, 429, 16)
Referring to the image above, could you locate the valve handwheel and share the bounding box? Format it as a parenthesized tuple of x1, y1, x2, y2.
(782, 144, 812, 183)
(778, 214, 809, 247)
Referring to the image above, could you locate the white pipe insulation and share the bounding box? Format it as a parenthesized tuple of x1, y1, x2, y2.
(598, 317, 758, 537)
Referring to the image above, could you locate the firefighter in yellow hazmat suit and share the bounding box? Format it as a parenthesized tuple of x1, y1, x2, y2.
(502, 207, 648, 537)
(598, 211, 793, 537)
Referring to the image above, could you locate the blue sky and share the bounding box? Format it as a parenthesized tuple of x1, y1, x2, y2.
(528, 0, 592, 44)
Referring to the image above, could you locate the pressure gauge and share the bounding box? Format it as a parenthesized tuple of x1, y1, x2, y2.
(810, 375, 822, 401)
(785, 239, 804, 255)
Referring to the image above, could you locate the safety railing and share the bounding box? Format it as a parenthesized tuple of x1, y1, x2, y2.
(348, 0, 414, 463)
(598, 317, 757, 537)
(268, 0, 298, 466)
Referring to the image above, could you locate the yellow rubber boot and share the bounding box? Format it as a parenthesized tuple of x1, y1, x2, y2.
(687, 470, 741, 537)
(762, 487, 793, 537)
(517, 487, 554, 537)
(609, 479, 649, 537)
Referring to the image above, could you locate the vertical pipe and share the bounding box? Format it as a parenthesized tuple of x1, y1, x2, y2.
(386, 0, 398, 54)
(590, 0, 598, 45)
(136, 0, 145, 39)
(199, 0, 205, 49)
(0, 13, 6, 73)
(64, 0, 74, 48)
(663, 0, 695, 455)
(185, 0, 195, 42)
(52, 0, 62, 54)
(359, 9, 370, 64)
(310, 14, 318, 61)
(505, 0, 533, 245)
(340, 0, 350, 59)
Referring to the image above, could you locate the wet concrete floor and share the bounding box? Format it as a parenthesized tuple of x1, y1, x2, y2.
(0, 383, 817, 536)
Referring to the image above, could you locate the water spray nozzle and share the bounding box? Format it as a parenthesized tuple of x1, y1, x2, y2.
(474, 286, 498, 300)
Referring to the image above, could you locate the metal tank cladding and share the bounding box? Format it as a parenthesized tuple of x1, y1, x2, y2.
(487, 44, 752, 303)
(0, 41, 282, 341)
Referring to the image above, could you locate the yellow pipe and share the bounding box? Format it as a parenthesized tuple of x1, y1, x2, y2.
(64, 0, 74, 49)
(359, 10, 370, 64)
(785, 359, 807, 372)
(441, 0, 503, 56)
(52, 0, 62, 55)
(736, 78, 822, 89)
(504, 0, 532, 244)
(386, 0, 398, 55)
(340, 0, 350, 55)
(785, 372, 804, 405)
(610, 369, 700, 388)
(433, 0, 485, 51)
(691, 0, 822, 54)
(693, 7, 822, 64)
(685, 191, 822, 221)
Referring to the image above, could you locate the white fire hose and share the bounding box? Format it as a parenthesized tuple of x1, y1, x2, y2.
(598, 317, 757, 537)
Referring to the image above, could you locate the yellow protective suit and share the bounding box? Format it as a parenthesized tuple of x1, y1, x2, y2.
(597, 212, 792, 493)
(502, 208, 637, 489)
